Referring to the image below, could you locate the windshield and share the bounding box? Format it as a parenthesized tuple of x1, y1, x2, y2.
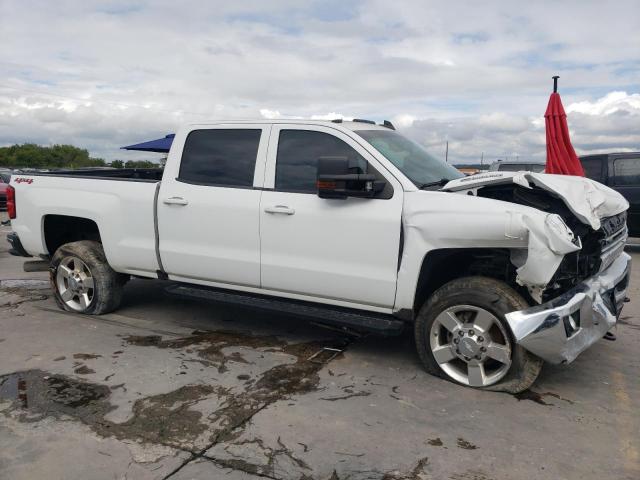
(356, 130, 463, 187)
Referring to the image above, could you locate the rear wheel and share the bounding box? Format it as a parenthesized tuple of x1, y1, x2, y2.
(414, 276, 542, 393)
(51, 241, 127, 314)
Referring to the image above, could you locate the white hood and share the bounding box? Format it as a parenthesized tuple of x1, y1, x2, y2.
(442, 171, 629, 230)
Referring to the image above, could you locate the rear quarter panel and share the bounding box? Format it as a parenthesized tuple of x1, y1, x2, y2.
(10, 176, 159, 275)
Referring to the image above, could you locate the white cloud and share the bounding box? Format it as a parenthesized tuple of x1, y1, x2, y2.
(259, 109, 282, 119)
(397, 90, 640, 164)
(0, 0, 638, 161)
(310, 112, 350, 121)
(566, 92, 640, 116)
(391, 114, 416, 129)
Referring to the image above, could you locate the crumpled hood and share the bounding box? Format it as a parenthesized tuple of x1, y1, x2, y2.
(442, 171, 629, 230)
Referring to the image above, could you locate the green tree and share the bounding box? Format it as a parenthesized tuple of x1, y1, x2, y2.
(124, 160, 157, 168)
(0, 144, 106, 169)
(110, 160, 124, 168)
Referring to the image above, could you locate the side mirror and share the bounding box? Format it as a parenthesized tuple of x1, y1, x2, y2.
(316, 156, 386, 199)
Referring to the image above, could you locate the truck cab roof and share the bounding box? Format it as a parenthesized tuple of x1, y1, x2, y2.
(184, 119, 394, 132)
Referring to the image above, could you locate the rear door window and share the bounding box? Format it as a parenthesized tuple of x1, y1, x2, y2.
(179, 129, 262, 187)
(613, 158, 640, 186)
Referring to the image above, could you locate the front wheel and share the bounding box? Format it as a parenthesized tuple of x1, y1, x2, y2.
(51, 240, 127, 315)
(414, 276, 542, 393)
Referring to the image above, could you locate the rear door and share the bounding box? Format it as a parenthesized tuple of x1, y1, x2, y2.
(610, 155, 640, 236)
(259, 124, 403, 309)
(157, 124, 269, 287)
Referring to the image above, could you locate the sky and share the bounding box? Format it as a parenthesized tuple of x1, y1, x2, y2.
(0, 0, 638, 164)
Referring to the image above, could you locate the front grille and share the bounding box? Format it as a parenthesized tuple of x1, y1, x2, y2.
(599, 212, 628, 272)
(542, 211, 628, 302)
(601, 211, 627, 237)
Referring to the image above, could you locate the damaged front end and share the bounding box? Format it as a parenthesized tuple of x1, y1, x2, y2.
(506, 210, 631, 364)
(508, 211, 582, 302)
(505, 252, 630, 364)
(442, 171, 631, 364)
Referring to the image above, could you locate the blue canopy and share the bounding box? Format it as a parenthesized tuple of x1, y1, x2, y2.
(122, 133, 175, 153)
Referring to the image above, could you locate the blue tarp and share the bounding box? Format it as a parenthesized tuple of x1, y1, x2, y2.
(122, 133, 175, 153)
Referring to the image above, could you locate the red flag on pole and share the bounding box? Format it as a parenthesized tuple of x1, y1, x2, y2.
(544, 77, 585, 176)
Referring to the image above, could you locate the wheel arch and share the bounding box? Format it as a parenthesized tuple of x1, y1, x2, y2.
(42, 214, 103, 256)
(410, 247, 526, 318)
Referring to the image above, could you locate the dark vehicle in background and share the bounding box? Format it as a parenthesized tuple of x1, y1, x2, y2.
(580, 152, 640, 237)
(489, 161, 545, 173)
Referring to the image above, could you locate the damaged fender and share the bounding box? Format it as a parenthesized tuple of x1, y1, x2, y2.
(514, 213, 581, 297)
(394, 191, 580, 311)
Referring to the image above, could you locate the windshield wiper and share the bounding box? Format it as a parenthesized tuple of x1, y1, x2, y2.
(418, 178, 450, 189)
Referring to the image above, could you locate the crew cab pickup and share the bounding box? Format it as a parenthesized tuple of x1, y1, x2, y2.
(6, 120, 631, 393)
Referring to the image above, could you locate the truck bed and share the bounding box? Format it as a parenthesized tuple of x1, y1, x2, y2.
(10, 172, 161, 276)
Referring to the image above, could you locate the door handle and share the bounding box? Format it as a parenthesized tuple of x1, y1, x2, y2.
(264, 205, 295, 215)
(163, 196, 189, 206)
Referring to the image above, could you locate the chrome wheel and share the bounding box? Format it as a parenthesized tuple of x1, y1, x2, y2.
(429, 304, 512, 387)
(55, 256, 95, 311)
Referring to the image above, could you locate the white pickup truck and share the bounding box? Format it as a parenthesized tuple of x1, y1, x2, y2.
(6, 119, 631, 393)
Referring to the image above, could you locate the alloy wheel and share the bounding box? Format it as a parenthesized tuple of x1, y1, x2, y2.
(55, 256, 95, 311)
(429, 304, 512, 387)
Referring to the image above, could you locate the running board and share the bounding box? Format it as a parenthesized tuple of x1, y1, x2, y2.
(165, 284, 405, 335)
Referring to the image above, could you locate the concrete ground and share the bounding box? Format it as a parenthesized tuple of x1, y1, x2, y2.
(1, 213, 639, 480)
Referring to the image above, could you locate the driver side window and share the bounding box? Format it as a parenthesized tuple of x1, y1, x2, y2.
(275, 130, 370, 193)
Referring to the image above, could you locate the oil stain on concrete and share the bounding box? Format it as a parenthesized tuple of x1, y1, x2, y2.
(0, 329, 350, 454)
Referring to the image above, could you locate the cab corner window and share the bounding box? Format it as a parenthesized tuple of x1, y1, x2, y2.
(179, 129, 261, 187)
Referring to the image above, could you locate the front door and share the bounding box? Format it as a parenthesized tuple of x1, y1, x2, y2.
(157, 124, 270, 287)
(259, 124, 403, 308)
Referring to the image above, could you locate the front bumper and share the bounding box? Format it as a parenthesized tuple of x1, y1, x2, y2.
(505, 252, 631, 364)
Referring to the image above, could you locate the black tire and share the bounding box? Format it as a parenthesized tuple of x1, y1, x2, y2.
(414, 276, 543, 393)
(50, 240, 127, 315)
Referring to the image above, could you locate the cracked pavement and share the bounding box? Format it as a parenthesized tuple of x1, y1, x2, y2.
(1, 217, 639, 480)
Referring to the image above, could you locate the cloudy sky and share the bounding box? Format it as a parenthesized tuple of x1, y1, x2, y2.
(0, 0, 638, 164)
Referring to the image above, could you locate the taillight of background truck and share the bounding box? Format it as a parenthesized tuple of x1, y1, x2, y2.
(7, 185, 16, 219)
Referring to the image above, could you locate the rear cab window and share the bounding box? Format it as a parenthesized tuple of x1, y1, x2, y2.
(178, 129, 262, 187)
